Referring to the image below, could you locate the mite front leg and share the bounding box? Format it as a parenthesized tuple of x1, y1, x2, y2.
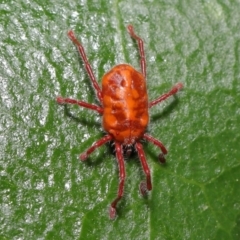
(109, 142, 126, 219)
(127, 25, 146, 78)
(67, 30, 103, 103)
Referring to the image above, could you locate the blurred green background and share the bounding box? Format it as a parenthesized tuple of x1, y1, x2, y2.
(0, 0, 240, 239)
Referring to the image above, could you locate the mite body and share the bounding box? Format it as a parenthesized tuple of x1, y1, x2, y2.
(102, 64, 149, 144)
(56, 25, 183, 219)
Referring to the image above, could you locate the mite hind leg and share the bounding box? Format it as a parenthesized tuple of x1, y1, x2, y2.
(109, 142, 126, 219)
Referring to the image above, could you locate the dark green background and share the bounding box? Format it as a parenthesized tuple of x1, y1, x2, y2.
(1, 0, 240, 239)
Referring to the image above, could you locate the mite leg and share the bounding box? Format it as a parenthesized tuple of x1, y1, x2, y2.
(109, 142, 126, 219)
(135, 142, 152, 196)
(80, 135, 112, 161)
(143, 133, 167, 163)
(67, 30, 103, 103)
(127, 25, 146, 78)
(149, 82, 183, 108)
(56, 96, 103, 114)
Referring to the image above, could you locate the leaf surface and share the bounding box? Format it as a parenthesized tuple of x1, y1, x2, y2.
(0, 0, 240, 239)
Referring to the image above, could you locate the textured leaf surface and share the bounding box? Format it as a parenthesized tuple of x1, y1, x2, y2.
(1, 0, 240, 239)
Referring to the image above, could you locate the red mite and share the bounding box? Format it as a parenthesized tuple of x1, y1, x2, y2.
(56, 25, 183, 219)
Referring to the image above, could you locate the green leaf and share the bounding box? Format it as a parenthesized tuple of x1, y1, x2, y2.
(1, 0, 240, 239)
